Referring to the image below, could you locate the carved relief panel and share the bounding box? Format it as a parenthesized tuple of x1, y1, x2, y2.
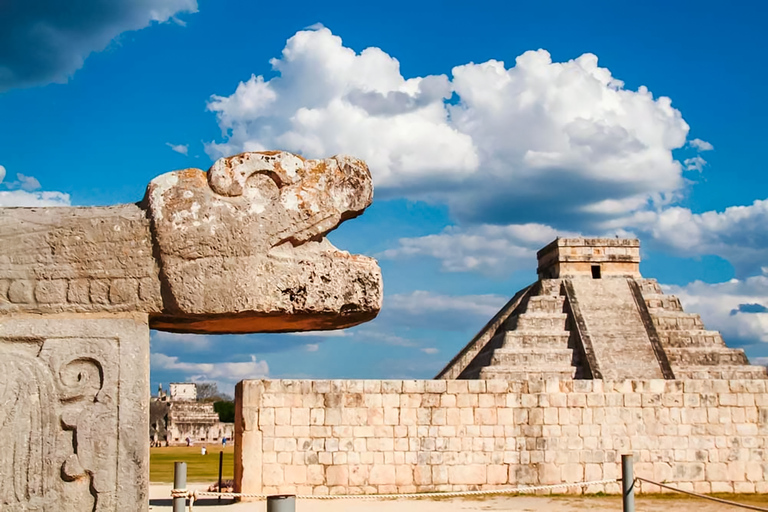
(0, 315, 148, 512)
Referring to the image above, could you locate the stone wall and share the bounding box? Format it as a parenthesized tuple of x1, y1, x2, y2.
(235, 379, 768, 497)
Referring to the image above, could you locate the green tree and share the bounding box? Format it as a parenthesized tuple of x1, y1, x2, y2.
(213, 401, 235, 423)
(196, 382, 232, 402)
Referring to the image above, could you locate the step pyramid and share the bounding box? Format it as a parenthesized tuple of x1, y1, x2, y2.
(437, 238, 767, 380)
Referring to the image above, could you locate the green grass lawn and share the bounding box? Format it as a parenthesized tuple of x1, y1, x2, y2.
(150, 445, 235, 483)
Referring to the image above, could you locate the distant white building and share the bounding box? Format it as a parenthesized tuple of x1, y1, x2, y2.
(151, 383, 233, 446)
(169, 382, 197, 401)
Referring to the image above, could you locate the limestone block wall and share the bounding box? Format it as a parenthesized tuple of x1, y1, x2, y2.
(235, 379, 768, 497)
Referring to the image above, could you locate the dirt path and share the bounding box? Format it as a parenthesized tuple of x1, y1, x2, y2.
(149, 484, 767, 511)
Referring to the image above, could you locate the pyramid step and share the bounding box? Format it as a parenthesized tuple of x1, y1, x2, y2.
(538, 279, 563, 296)
(490, 348, 574, 367)
(643, 294, 683, 311)
(480, 367, 576, 380)
(657, 330, 726, 348)
(666, 347, 749, 366)
(512, 313, 568, 331)
(672, 366, 768, 380)
(650, 311, 704, 330)
(525, 295, 565, 313)
(501, 331, 570, 349)
(637, 278, 663, 294)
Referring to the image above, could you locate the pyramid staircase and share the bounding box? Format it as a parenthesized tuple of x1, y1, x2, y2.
(638, 279, 767, 379)
(449, 279, 588, 380)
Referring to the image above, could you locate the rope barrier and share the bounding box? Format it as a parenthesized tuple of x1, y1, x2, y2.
(175, 476, 768, 511)
(302, 478, 619, 499)
(173, 478, 619, 511)
(636, 477, 768, 512)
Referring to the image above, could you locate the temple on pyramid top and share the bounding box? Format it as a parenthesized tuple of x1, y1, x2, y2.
(536, 237, 640, 279)
(437, 237, 767, 381)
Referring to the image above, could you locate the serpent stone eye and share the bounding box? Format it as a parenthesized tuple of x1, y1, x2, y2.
(244, 173, 281, 205)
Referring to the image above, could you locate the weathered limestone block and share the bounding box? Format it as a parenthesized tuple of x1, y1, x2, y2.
(0, 151, 383, 334)
(0, 314, 148, 512)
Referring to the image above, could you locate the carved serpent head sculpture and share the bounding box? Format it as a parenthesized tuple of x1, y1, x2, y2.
(0, 151, 382, 334)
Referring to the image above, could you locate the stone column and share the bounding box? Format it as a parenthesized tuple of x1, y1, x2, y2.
(234, 381, 264, 500)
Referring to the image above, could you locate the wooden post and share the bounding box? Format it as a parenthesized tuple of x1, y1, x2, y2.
(218, 450, 224, 503)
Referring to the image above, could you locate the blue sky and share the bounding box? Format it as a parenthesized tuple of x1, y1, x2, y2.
(2, 0, 768, 394)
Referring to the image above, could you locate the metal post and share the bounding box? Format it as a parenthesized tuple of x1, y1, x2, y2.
(217, 451, 223, 503)
(267, 494, 296, 512)
(173, 461, 187, 512)
(622, 454, 635, 512)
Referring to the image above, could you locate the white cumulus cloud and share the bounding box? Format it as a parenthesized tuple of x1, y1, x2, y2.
(381, 223, 574, 275)
(383, 196, 768, 284)
(166, 142, 189, 155)
(16, 173, 41, 191)
(387, 290, 508, 319)
(207, 28, 478, 193)
(0, 191, 71, 207)
(376, 290, 508, 333)
(620, 198, 768, 278)
(683, 156, 707, 172)
(151, 352, 269, 391)
(688, 138, 714, 151)
(289, 330, 352, 338)
(353, 331, 418, 347)
(151, 330, 212, 351)
(207, 27, 691, 228)
(0, 167, 70, 206)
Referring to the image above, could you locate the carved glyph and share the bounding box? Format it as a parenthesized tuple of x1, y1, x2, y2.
(0, 340, 58, 510)
(0, 316, 148, 512)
